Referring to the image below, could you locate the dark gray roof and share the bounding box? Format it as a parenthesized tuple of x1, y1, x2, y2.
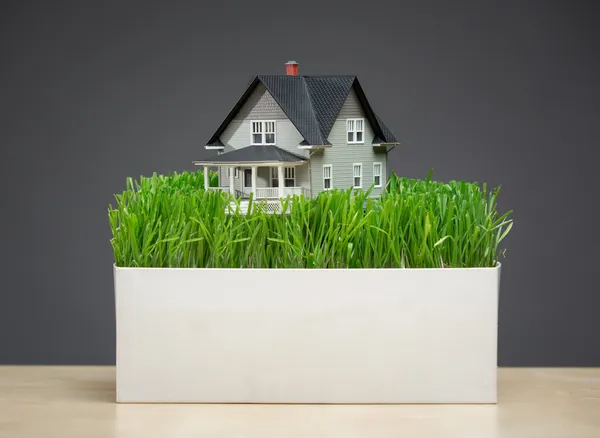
(207, 75, 398, 146)
(208, 138, 224, 147)
(200, 145, 307, 164)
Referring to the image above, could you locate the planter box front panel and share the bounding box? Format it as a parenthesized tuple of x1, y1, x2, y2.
(115, 267, 499, 403)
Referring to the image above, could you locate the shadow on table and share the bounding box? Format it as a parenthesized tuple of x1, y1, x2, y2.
(62, 368, 116, 403)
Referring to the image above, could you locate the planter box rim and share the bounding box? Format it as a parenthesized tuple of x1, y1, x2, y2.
(114, 263, 501, 272)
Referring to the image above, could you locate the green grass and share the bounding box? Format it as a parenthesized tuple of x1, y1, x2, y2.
(108, 170, 512, 268)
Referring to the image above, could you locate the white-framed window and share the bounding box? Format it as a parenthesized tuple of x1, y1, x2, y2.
(353, 163, 362, 189)
(271, 167, 295, 187)
(373, 162, 382, 187)
(251, 120, 276, 145)
(284, 167, 295, 187)
(323, 165, 332, 190)
(227, 167, 239, 178)
(347, 118, 364, 144)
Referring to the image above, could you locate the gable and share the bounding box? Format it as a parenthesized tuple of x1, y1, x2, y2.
(326, 88, 375, 145)
(337, 88, 366, 119)
(234, 83, 287, 120)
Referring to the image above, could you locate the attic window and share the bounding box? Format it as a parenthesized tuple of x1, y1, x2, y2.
(251, 121, 276, 145)
(347, 119, 364, 144)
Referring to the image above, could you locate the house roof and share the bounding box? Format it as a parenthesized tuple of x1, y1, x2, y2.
(194, 145, 307, 165)
(206, 75, 398, 146)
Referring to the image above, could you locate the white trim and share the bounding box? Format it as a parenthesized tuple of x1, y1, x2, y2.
(347, 118, 365, 144)
(203, 166, 210, 189)
(277, 165, 285, 198)
(323, 164, 332, 191)
(298, 144, 332, 150)
(251, 121, 262, 145)
(251, 120, 276, 145)
(352, 163, 362, 189)
(373, 162, 383, 188)
(194, 161, 306, 167)
(251, 166, 257, 195)
(284, 166, 295, 187)
(205, 146, 225, 150)
(271, 166, 296, 188)
(227, 167, 240, 179)
(242, 168, 253, 191)
(229, 166, 235, 195)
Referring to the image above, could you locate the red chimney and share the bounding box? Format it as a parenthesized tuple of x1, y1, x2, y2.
(285, 60, 299, 76)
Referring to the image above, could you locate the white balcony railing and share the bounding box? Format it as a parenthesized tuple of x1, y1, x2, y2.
(208, 186, 310, 199)
(254, 187, 311, 199)
(255, 187, 279, 199)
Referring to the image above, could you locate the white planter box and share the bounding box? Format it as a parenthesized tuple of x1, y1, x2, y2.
(114, 265, 500, 403)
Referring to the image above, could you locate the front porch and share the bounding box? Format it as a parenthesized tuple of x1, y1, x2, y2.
(193, 145, 311, 201)
(202, 165, 309, 214)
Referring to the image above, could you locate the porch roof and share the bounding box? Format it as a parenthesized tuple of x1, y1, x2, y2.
(193, 145, 308, 166)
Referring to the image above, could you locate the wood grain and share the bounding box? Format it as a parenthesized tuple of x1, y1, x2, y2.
(0, 367, 599, 438)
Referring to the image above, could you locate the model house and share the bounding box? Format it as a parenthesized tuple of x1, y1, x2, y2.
(194, 61, 399, 205)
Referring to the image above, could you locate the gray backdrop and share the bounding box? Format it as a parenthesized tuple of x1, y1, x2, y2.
(1, 0, 598, 365)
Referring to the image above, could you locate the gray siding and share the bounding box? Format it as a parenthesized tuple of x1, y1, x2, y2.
(310, 88, 388, 196)
(217, 83, 309, 189)
(218, 163, 310, 192)
(217, 167, 268, 191)
(257, 167, 270, 188)
(294, 165, 310, 191)
(220, 119, 306, 158)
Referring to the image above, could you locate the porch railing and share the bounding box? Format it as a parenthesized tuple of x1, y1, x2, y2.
(208, 186, 311, 199)
(255, 187, 279, 199)
(252, 187, 311, 199)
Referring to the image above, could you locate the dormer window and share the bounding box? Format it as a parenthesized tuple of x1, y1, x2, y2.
(251, 121, 276, 145)
(347, 118, 364, 144)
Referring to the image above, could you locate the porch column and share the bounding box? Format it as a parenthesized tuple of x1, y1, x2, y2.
(203, 166, 209, 189)
(277, 165, 285, 199)
(251, 166, 257, 197)
(229, 166, 235, 195)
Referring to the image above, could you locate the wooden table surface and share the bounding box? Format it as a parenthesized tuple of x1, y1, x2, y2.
(0, 367, 599, 438)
